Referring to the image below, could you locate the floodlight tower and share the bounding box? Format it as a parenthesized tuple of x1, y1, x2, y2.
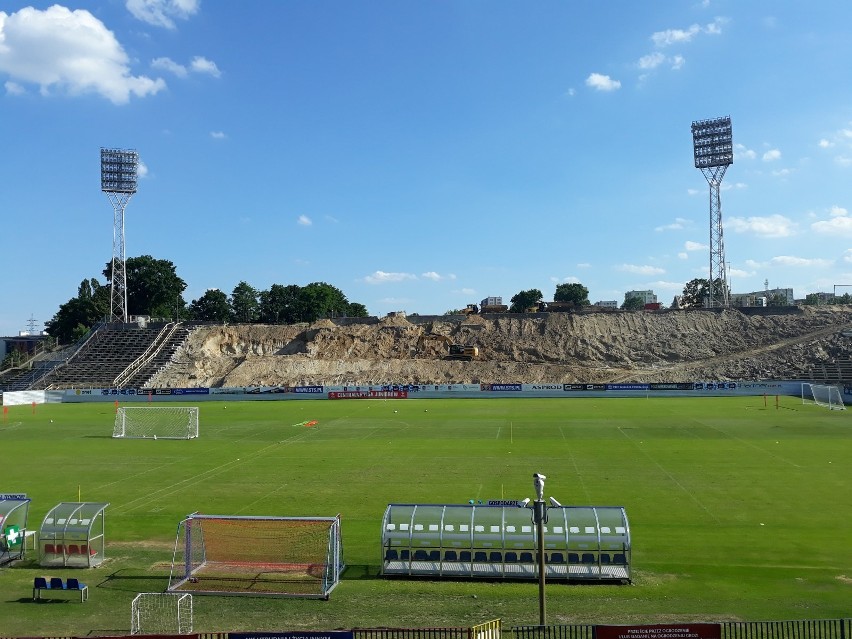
(100, 148, 138, 323)
(691, 116, 733, 308)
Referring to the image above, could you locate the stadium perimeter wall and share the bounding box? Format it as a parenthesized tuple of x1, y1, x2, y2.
(4, 380, 842, 406)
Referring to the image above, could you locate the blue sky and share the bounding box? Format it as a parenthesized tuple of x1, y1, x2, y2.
(1, 1, 851, 336)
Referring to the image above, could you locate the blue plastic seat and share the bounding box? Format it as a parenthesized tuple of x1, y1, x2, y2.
(549, 552, 565, 564)
(385, 548, 399, 561)
(520, 551, 534, 563)
(444, 550, 458, 561)
(66, 578, 88, 602)
(50, 577, 65, 590)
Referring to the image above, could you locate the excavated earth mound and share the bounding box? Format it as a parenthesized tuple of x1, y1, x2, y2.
(148, 306, 852, 388)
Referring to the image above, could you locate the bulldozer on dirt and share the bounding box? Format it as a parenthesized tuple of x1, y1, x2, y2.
(415, 333, 479, 362)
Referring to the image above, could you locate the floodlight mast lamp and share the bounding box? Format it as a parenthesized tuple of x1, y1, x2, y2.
(100, 148, 138, 323)
(692, 116, 733, 308)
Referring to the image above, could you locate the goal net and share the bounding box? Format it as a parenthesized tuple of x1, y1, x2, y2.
(801, 383, 846, 410)
(113, 406, 199, 439)
(168, 513, 345, 599)
(131, 593, 193, 635)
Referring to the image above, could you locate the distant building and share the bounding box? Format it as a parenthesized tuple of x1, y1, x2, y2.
(730, 288, 794, 307)
(594, 300, 618, 309)
(624, 290, 657, 305)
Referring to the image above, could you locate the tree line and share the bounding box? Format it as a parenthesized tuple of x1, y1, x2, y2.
(45, 256, 368, 343)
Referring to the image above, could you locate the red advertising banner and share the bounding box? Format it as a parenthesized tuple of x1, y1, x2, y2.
(327, 390, 409, 400)
(596, 625, 722, 639)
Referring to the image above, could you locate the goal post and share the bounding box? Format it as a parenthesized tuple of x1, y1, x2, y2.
(168, 513, 344, 599)
(801, 383, 846, 411)
(113, 406, 200, 439)
(131, 592, 193, 635)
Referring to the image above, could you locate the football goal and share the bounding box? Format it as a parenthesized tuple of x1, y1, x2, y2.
(168, 513, 345, 599)
(131, 592, 193, 635)
(113, 406, 199, 439)
(801, 383, 846, 410)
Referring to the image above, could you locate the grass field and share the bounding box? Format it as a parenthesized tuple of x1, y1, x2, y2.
(0, 396, 850, 636)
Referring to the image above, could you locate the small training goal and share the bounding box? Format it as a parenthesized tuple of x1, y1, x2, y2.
(113, 406, 199, 439)
(168, 513, 345, 599)
(131, 592, 193, 635)
(801, 383, 846, 411)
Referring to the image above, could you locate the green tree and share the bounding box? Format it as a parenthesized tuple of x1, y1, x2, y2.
(768, 293, 787, 307)
(554, 283, 590, 307)
(299, 282, 351, 322)
(621, 295, 645, 310)
(104, 255, 186, 318)
(346, 302, 369, 317)
(259, 284, 303, 324)
(509, 289, 543, 313)
(230, 281, 260, 323)
(45, 279, 108, 343)
(681, 278, 709, 308)
(189, 289, 231, 322)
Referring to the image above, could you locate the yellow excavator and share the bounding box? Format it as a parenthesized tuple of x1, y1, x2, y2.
(416, 333, 479, 362)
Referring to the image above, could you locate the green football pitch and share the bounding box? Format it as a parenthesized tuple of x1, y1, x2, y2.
(0, 396, 850, 635)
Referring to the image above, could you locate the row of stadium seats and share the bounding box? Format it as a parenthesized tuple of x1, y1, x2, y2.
(43, 543, 97, 556)
(385, 548, 627, 565)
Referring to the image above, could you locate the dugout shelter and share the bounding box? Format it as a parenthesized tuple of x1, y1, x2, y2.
(381, 503, 631, 582)
(0, 495, 31, 566)
(38, 502, 109, 568)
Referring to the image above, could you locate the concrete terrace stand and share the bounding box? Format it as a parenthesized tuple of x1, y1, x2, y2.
(38, 502, 109, 568)
(381, 503, 631, 582)
(0, 495, 31, 566)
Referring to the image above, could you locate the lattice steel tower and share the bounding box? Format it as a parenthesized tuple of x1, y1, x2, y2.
(691, 116, 733, 308)
(101, 148, 138, 323)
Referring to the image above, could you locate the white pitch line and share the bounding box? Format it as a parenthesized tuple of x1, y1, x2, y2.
(496, 427, 501, 440)
(618, 426, 720, 523)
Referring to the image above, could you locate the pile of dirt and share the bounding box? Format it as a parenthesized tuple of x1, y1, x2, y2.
(148, 306, 852, 388)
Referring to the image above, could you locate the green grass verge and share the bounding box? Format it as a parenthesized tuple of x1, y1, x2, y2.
(0, 396, 850, 635)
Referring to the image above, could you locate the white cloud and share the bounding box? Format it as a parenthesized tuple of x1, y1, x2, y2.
(151, 57, 187, 77)
(638, 52, 665, 70)
(577, 263, 591, 268)
(762, 149, 781, 161)
(4, 80, 24, 95)
(843, 249, 852, 264)
(0, 6, 165, 104)
(364, 271, 417, 284)
(727, 214, 797, 238)
(735, 144, 757, 160)
(126, 0, 199, 29)
(648, 280, 685, 292)
(210, 131, 226, 139)
(684, 240, 707, 251)
(421, 272, 456, 282)
(585, 73, 621, 91)
(651, 24, 701, 47)
(829, 205, 848, 217)
(728, 267, 754, 279)
(152, 55, 220, 79)
(190, 56, 221, 78)
(835, 155, 852, 167)
(771, 168, 792, 178)
(812, 215, 852, 237)
(687, 188, 701, 196)
(770, 255, 832, 268)
(670, 55, 685, 70)
(654, 217, 689, 232)
(137, 161, 149, 179)
(550, 276, 581, 284)
(616, 264, 666, 275)
(564, 88, 576, 97)
(297, 215, 312, 226)
(456, 288, 476, 296)
(818, 138, 833, 148)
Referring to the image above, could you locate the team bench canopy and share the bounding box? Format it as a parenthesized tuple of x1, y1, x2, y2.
(381, 503, 630, 582)
(0, 495, 31, 566)
(38, 502, 109, 568)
